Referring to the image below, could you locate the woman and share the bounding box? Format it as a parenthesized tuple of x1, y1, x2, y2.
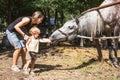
(6, 11, 44, 72)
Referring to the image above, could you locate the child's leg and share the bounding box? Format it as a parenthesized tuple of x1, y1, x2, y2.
(23, 60, 31, 75)
(30, 59, 35, 70)
(28, 52, 36, 75)
(23, 51, 32, 70)
(30, 52, 36, 70)
(30, 59, 36, 75)
(24, 60, 31, 70)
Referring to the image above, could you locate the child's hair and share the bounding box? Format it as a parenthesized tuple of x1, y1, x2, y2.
(29, 26, 41, 35)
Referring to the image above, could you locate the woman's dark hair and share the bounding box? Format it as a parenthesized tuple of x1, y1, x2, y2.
(32, 11, 44, 19)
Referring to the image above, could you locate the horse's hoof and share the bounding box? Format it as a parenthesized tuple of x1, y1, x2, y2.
(107, 60, 112, 63)
(113, 64, 119, 68)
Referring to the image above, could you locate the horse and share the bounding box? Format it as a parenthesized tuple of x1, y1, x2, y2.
(49, 0, 120, 68)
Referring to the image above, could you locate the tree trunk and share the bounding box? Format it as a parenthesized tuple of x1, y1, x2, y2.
(47, 7, 51, 35)
(54, 9, 58, 30)
(7, 0, 12, 24)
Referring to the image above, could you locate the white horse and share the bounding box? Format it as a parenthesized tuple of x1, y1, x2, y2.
(50, 0, 120, 67)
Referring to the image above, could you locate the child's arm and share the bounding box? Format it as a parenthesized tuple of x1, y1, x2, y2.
(39, 38, 51, 43)
(26, 38, 31, 49)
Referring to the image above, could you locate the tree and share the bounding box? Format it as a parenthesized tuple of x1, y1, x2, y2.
(0, 0, 104, 32)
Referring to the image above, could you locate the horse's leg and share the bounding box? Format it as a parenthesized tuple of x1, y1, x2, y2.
(107, 39, 113, 61)
(113, 39, 119, 68)
(112, 25, 119, 67)
(102, 39, 108, 49)
(94, 39, 103, 62)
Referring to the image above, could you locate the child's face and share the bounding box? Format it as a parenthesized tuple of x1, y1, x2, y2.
(33, 33, 40, 38)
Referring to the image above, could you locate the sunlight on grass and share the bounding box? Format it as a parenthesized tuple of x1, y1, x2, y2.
(0, 66, 5, 70)
(99, 76, 118, 80)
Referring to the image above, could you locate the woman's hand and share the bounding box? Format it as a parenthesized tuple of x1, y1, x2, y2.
(24, 34, 29, 41)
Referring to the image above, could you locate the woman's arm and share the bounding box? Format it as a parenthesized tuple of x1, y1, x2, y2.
(14, 17, 30, 41)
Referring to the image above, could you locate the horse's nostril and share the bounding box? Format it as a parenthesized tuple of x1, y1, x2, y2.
(49, 35, 55, 41)
(52, 35, 55, 38)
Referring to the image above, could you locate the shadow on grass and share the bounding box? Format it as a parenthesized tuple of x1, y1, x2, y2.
(34, 58, 98, 74)
(58, 58, 98, 70)
(34, 64, 62, 73)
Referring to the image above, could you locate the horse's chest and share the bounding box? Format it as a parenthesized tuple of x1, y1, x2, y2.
(104, 24, 113, 35)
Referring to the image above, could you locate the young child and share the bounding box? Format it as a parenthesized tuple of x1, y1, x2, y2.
(23, 26, 51, 75)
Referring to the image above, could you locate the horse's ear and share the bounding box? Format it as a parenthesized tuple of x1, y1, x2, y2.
(71, 15, 74, 19)
(71, 15, 79, 24)
(75, 17, 79, 24)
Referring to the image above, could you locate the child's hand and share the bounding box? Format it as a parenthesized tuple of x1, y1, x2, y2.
(39, 38, 52, 43)
(47, 39, 51, 43)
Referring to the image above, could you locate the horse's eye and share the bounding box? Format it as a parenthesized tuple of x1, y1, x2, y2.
(68, 26, 74, 29)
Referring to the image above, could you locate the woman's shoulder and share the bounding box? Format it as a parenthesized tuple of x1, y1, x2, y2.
(22, 17, 31, 21)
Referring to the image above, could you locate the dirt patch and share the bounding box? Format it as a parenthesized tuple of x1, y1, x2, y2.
(0, 45, 120, 80)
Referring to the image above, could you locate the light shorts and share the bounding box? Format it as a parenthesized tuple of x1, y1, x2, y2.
(5, 29, 26, 49)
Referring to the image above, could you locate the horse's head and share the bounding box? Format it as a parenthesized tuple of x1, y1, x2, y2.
(50, 17, 79, 42)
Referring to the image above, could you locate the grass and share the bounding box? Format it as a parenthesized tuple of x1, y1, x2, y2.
(0, 66, 5, 70)
(1, 46, 120, 80)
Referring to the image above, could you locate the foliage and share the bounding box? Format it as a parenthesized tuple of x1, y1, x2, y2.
(0, 0, 104, 30)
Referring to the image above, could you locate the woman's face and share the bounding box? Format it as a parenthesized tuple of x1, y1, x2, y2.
(32, 16, 44, 25)
(36, 17, 44, 25)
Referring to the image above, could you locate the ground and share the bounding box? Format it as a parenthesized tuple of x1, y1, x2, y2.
(0, 43, 120, 80)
